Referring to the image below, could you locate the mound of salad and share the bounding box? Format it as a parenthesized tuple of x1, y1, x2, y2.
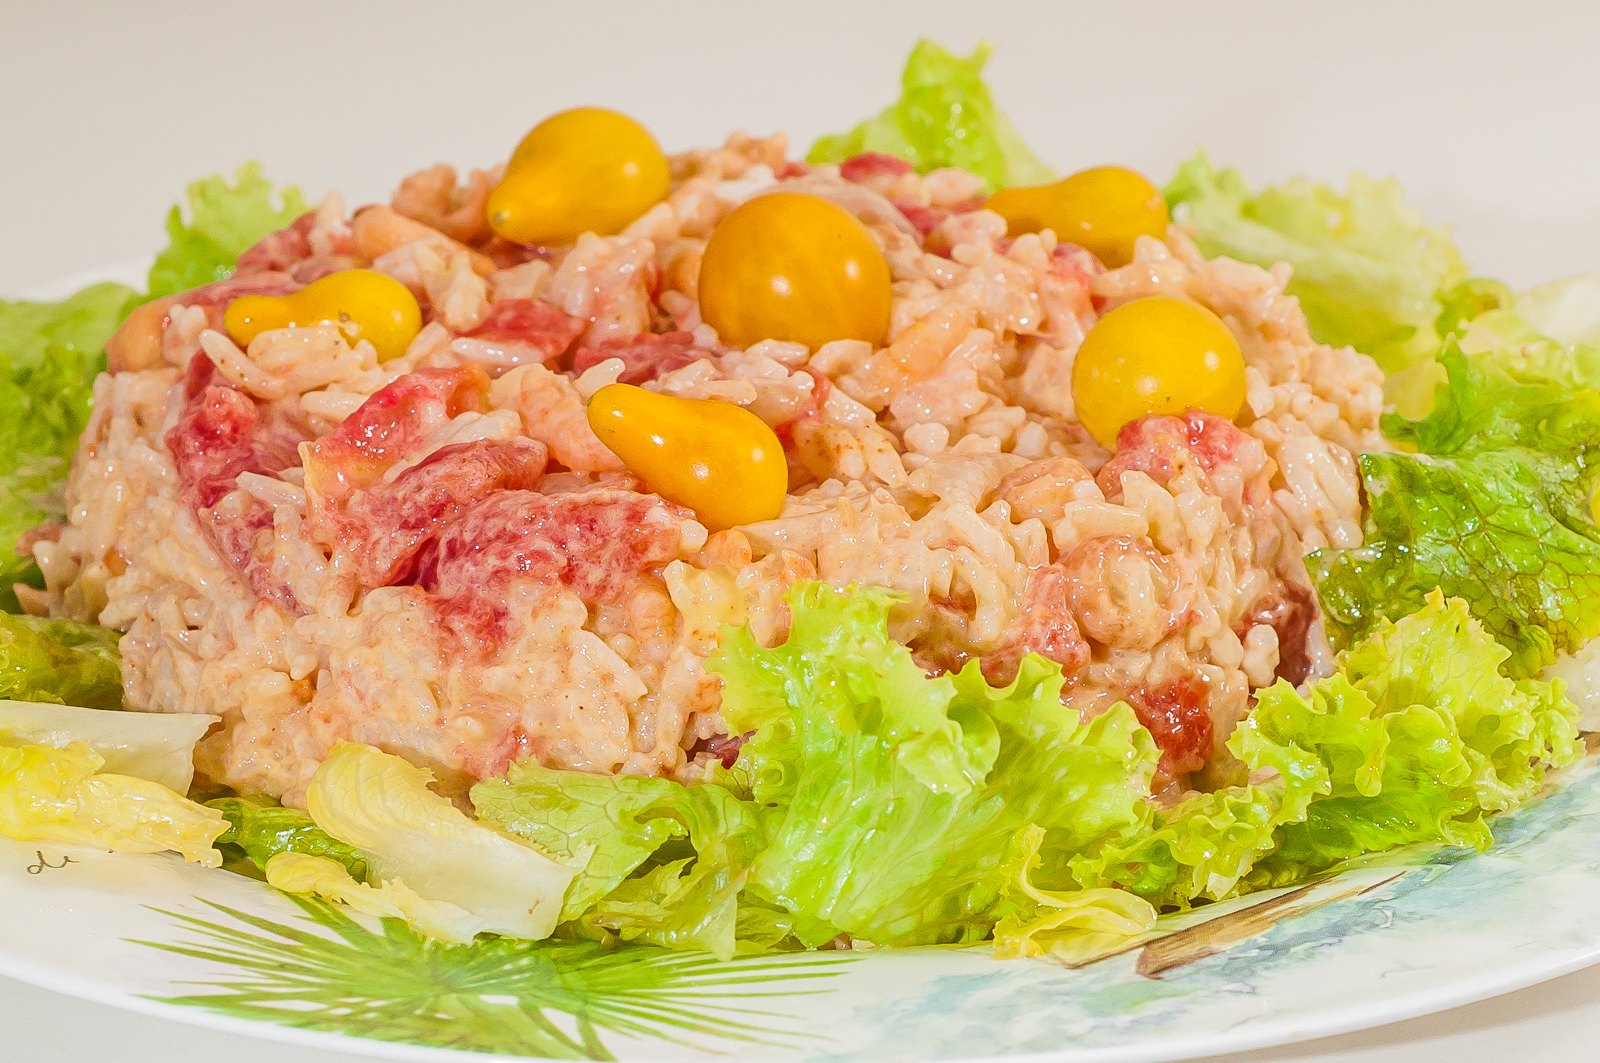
(1, 41, 1597, 964)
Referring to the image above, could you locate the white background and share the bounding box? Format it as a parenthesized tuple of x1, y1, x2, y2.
(3, 1, 1600, 1060)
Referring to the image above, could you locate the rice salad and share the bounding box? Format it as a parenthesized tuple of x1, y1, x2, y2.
(1, 41, 1595, 959)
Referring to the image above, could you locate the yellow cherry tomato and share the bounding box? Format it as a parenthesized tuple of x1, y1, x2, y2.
(224, 270, 422, 363)
(1071, 296, 1246, 449)
(698, 192, 892, 350)
(487, 108, 670, 246)
(586, 383, 787, 531)
(986, 166, 1168, 269)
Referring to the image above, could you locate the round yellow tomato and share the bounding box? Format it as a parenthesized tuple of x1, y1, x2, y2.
(698, 192, 892, 350)
(1071, 296, 1246, 448)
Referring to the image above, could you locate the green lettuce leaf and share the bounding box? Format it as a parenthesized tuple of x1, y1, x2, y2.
(147, 161, 308, 300)
(1164, 152, 1468, 376)
(709, 583, 1155, 947)
(562, 854, 797, 957)
(1460, 322, 1600, 398)
(0, 350, 93, 607)
(208, 794, 369, 880)
(471, 760, 766, 957)
(1007, 591, 1579, 954)
(477, 584, 1166, 954)
(1239, 592, 1581, 879)
(991, 827, 1160, 963)
(0, 282, 141, 374)
(1310, 338, 1600, 675)
(1435, 277, 1513, 342)
(0, 283, 140, 610)
(1064, 732, 1323, 910)
(0, 613, 122, 708)
(807, 40, 1054, 192)
(1022, 647, 1329, 912)
(466, 583, 1578, 960)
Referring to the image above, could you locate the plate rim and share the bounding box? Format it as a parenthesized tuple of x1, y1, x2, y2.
(4, 864, 1599, 1063)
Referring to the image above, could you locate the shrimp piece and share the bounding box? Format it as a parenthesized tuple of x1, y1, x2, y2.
(837, 303, 977, 410)
(106, 295, 175, 372)
(390, 163, 496, 245)
(351, 205, 497, 276)
(424, 251, 490, 333)
(307, 190, 355, 257)
(515, 363, 625, 473)
(543, 233, 656, 347)
(657, 237, 705, 300)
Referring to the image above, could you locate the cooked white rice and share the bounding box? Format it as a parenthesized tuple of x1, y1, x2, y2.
(31, 132, 1383, 805)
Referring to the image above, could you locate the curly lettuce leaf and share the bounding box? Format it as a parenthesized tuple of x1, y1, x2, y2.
(1435, 277, 1514, 343)
(717, 583, 1001, 798)
(209, 794, 368, 880)
(471, 760, 765, 957)
(1239, 592, 1581, 879)
(306, 744, 577, 941)
(992, 826, 1159, 963)
(1387, 336, 1600, 458)
(807, 40, 1053, 192)
(563, 855, 798, 957)
(1063, 739, 1323, 910)
(1439, 274, 1600, 414)
(709, 583, 1156, 947)
(1311, 338, 1600, 675)
(469, 583, 1582, 960)
(0, 738, 224, 863)
(1020, 661, 1328, 913)
(147, 161, 308, 300)
(1460, 316, 1600, 393)
(0, 282, 141, 374)
(1164, 152, 1468, 376)
(1004, 593, 1578, 956)
(0, 283, 140, 610)
(0, 614, 123, 709)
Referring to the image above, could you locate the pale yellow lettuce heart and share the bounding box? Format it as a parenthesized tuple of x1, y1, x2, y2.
(265, 851, 492, 944)
(306, 743, 580, 940)
(0, 739, 225, 864)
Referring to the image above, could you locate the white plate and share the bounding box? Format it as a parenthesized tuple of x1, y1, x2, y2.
(7, 8, 1600, 1058)
(4, 754, 1599, 1063)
